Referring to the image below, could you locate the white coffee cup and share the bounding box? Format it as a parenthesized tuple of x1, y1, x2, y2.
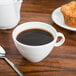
(12, 22, 65, 62)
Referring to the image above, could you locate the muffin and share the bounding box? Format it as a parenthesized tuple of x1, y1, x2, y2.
(61, 1, 76, 28)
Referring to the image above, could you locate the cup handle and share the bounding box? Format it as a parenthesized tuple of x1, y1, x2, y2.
(55, 32, 65, 47)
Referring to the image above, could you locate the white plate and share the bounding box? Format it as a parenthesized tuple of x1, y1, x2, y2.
(52, 7, 76, 31)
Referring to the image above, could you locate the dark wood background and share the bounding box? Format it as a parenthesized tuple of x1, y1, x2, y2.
(0, 0, 76, 76)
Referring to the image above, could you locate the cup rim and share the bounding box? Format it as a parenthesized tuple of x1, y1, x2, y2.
(12, 21, 58, 48)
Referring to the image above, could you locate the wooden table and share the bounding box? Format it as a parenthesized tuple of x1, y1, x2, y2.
(0, 0, 76, 76)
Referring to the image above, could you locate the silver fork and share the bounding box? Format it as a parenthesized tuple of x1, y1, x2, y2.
(0, 46, 24, 76)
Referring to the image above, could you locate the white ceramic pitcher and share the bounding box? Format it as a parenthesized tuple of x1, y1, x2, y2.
(0, 0, 23, 29)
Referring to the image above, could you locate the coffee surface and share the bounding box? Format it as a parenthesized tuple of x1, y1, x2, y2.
(17, 29, 54, 46)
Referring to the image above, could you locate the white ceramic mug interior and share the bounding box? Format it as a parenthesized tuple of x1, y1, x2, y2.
(12, 22, 65, 62)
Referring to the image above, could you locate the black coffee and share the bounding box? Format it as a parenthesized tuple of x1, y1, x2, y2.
(16, 29, 54, 46)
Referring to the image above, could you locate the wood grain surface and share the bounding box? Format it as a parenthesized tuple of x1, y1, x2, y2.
(0, 0, 76, 76)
